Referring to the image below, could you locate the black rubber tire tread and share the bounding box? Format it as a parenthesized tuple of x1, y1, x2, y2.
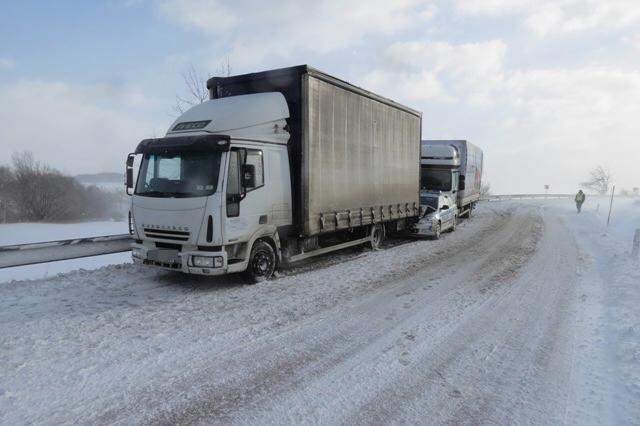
(242, 241, 276, 284)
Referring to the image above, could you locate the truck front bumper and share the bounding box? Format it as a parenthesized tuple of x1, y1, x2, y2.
(131, 243, 243, 276)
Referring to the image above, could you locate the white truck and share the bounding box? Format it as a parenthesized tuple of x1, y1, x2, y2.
(125, 65, 422, 282)
(420, 140, 483, 218)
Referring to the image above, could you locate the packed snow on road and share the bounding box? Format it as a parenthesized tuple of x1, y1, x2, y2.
(1, 198, 639, 425)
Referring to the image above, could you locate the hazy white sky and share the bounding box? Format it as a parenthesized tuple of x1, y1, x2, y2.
(1, 0, 639, 194)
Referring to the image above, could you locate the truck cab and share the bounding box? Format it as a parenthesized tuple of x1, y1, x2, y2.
(126, 92, 292, 282)
(420, 143, 460, 193)
(420, 140, 482, 219)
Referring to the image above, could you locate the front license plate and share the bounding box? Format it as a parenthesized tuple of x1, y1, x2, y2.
(147, 249, 180, 263)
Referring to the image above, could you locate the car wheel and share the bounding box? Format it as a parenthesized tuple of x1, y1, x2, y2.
(242, 241, 276, 283)
(432, 222, 442, 240)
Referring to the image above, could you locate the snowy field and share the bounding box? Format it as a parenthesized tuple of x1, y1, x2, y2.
(0, 197, 639, 424)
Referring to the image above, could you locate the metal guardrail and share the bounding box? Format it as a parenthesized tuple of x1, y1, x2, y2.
(481, 194, 572, 201)
(0, 234, 132, 269)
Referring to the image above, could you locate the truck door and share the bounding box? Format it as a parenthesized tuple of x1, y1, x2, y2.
(224, 148, 267, 244)
(440, 195, 453, 229)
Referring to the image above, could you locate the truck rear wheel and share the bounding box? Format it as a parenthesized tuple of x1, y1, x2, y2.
(370, 224, 385, 250)
(242, 241, 276, 283)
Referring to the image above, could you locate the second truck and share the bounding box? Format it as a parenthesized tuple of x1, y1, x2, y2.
(419, 140, 483, 218)
(126, 65, 422, 282)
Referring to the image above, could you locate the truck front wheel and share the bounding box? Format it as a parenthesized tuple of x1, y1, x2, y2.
(242, 241, 276, 283)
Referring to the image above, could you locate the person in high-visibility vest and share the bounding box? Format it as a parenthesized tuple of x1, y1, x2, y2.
(575, 189, 586, 213)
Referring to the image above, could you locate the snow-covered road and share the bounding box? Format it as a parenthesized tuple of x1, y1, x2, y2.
(1, 199, 638, 425)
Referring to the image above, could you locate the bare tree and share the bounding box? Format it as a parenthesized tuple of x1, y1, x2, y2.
(171, 65, 210, 116)
(7, 151, 120, 223)
(11, 152, 74, 221)
(216, 53, 232, 78)
(0, 165, 16, 223)
(171, 55, 233, 116)
(580, 165, 614, 195)
(479, 182, 491, 196)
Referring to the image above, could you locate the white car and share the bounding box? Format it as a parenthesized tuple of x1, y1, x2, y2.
(412, 192, 458, 239)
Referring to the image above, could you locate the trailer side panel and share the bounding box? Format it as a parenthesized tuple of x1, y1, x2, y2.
(303, 74, 421, 235)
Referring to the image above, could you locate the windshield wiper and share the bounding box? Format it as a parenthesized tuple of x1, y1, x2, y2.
(140, 190, 203, 198)
(139, 190, 169, 197)
(170, 192, 197, 198)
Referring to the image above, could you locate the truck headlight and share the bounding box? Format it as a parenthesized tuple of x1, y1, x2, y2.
(132, 247, 142, 259)
(192, 256, 223, 268)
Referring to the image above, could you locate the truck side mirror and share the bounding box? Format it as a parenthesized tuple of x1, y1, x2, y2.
(459, 175, 466, 191)
(125, 154, 135, 195)
(241, 164, 256, 188)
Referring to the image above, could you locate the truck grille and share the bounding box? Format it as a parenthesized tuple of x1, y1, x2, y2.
(143, 259, 182, 269)
(144, 228, 190, 242)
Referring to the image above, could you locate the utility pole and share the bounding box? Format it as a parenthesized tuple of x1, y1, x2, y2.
(607, 186, 615, 228)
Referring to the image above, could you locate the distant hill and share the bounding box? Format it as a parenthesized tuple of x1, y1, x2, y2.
(74, 172, 122, 185)
(74, 173, 124, 191)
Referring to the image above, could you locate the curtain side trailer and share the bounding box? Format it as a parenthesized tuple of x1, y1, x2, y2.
(126, 65, 422, 282)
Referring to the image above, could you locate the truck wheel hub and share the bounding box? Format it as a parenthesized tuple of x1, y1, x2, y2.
(255, 253, 272, 273)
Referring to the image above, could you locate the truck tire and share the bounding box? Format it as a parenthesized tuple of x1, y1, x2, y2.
(370, 224, 385, 250)
(242, 241, 276, 283)
(432, 222, 442, 240)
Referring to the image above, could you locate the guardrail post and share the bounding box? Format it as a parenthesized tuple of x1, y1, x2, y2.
(633, 229, 640, 260)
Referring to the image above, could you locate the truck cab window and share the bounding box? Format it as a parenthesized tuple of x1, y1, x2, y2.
(245, 150, 264, 190)
(226, 149, 264, 217)
(226, 150, 241, 217)
(227, 151, 240, 196)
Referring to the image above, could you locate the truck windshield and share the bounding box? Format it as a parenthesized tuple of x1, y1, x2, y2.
(135, 151, 223, 198)
(420, 169, 452, 191)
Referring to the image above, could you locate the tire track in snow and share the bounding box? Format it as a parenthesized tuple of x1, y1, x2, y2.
(336, 205, 577, 425)
(133, 203, 580, 425)
(100, 207, 521, 424)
